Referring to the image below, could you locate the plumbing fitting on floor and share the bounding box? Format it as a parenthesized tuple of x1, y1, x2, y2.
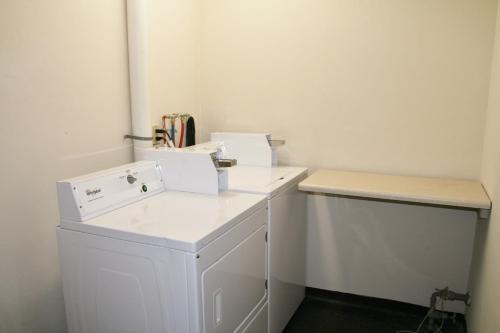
(396, 287, 470, 333)
(426, 287, 470, 332)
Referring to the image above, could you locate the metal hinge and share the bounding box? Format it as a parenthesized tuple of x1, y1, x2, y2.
(265, 232, 268, 242)
(265, 280, 268, 290)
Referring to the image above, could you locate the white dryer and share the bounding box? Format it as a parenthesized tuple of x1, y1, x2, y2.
(56, 161, 269, 333)
(215, 154, 308, 333)
(209, 133, 307, 333)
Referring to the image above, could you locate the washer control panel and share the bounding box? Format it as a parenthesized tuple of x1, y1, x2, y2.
(57, 161, 164, 222)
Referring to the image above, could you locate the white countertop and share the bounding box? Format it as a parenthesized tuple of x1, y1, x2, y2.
(299, 169, 491, 211)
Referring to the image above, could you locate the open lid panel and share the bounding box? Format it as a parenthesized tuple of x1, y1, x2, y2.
(210, 132, 281, 167)
(57, 161, 164, 222)
(142, 147, 228, 195)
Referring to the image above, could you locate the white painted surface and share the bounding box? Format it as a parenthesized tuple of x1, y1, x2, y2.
(199, 0, 496, 179)
(202, 226, 267, 333)
(58, 229, 184, 333)
(58, 213, 267, 333)
(306, 195, 477, 313)
(268, 182, 307, 333)
(211, 133, 274, 167)
(61, 191, 266, 252)
(127, 0, 153, 157)
(225, 165, 307, 198)
(0, 1, 133, 332)
(143, 147, 227, 195)
(242, 303, 268, 333)
(467, 3, 500, 332)
(300, 169, 491, 210)
(222, 163, 307, 333)
(148, 0, 201, 133)
(57, 161, 164, 222)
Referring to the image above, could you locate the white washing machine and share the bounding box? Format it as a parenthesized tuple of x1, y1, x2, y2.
(145, 133, 308, 333)
(56, 160, 269, 333)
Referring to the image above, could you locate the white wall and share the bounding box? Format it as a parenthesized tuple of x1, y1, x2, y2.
(0, 1, 133, 332)
(306, 196, 477, 312)
(148, 0, 201, 130)
(467, 3, 500, 332)
(200, 0, 496, 178)
(199, 0, 497, 312)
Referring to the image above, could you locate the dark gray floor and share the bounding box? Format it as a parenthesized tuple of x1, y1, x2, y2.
(283, 289, 467, 333)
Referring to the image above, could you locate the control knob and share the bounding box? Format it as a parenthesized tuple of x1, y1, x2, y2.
(127, 174, 137, 184)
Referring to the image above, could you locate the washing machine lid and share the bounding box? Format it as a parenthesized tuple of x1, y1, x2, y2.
(225, 166, 308, 198)
(60, 191, 267, 253)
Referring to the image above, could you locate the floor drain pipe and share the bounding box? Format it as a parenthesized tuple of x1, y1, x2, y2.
(126, 0, 152, 160)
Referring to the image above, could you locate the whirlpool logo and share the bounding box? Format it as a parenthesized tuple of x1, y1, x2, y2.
(85, 188, 102, 196)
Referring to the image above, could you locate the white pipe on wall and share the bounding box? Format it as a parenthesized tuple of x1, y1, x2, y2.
(126, 0, 152, 160)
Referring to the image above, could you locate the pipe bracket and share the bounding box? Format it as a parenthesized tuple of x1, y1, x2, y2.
(123, 134, 153, 141)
